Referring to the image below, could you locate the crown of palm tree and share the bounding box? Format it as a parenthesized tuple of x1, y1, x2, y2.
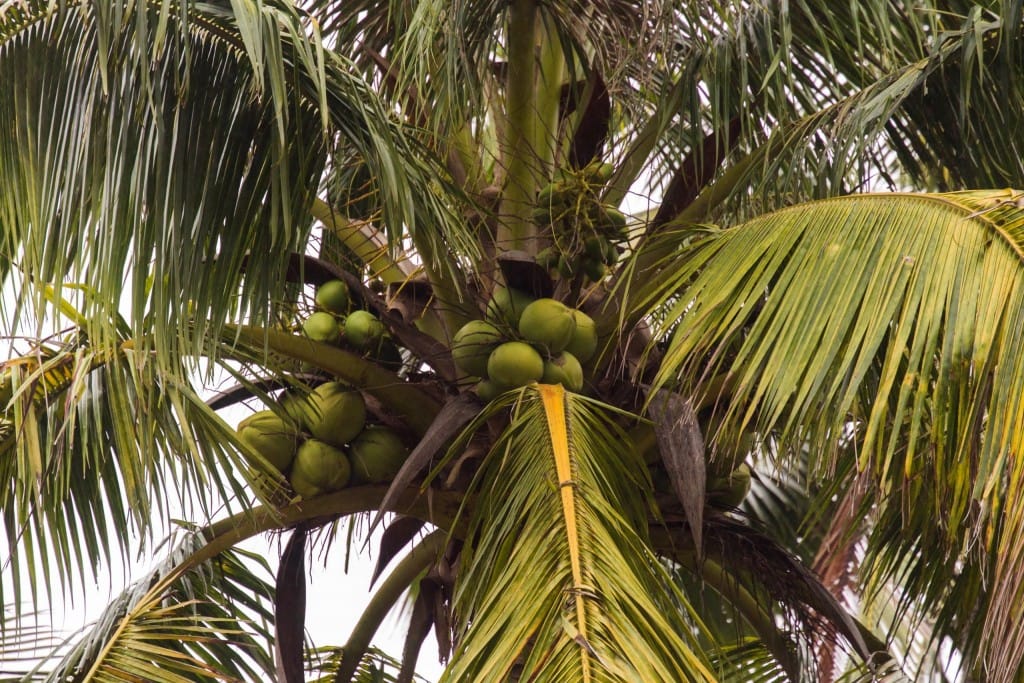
(4, 1, 1024, 681)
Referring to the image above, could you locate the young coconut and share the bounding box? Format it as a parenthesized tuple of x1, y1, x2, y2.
(348, 425, 409, 484)
(315, 279, 350, 314)
(452, 319, 504, 377)
(291, 438, 351, 495)
(708, 463, 752, 508)
(279, 391, 317, 432)
(306, 382, 367, 447)
(541, 352, 584, 392)
(564, 309, 598, 362)
(289, 470, 325, 499)
(518, 298, 576, 353)
(487, 341, 544, 387)
(475, 379, 514, 402)
(485, 287, 534, 329)
(303, 311, 342, 344)
(345, 310, 385, 350)
(237, 411, 300, 472)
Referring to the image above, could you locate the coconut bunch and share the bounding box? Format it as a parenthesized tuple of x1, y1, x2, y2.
(532, 160, 629, 283)
(301, 279, 402, 370)
(451, 288, 599, 400)
(236, 382, 410, 499)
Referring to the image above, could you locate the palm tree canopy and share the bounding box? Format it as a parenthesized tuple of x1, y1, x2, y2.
(3, 0, 1024, 681)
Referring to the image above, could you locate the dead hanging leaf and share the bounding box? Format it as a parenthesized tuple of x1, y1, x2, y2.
(373, 392, 482, 531)
(498, 251, 554, 299)
(568, 72, 610, 168)
(275, 526, 308, 683)
(397, 582, 437, 683)
(385, 278, 435, 324)
(431, 577, 454, 663)
(647, 388, 706, 553)
(371, 516, 427, 587)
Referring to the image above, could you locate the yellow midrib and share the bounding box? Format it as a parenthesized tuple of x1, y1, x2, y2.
(538, 383, 591, 681)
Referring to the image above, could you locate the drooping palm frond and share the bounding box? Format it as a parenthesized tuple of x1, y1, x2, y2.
(611, 1, 1024, 235)
(0, 0, 472, 372)
(648, 189, 1024, 680)
(306, 644, 431, 683)
(441, 384, 718, 681)
(706, 639, 789, 683)
(35, 536, 276, 682)
(0, 0, 321, 358)
(0, 325, 261, 625)
(0, 607, 60, 681)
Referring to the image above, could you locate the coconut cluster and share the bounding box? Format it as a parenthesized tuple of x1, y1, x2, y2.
(301, 279, 402, 370)
(532, 160, 628, 283)
(237, 382, 409, 499)
(452, 288, 598, 400)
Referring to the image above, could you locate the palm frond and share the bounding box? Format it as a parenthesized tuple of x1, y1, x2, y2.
(0, 0, 471, 374)
(0, 328, 258, 625)
(650, 189, 1024, 680)
(307, 644, 430, 683)
(0, 607, 60, 681)
(443, 384, 716, 681)
(37, 535, 276, 682)
(613, 2, 1024, 233)
(707, 639, 789, 683)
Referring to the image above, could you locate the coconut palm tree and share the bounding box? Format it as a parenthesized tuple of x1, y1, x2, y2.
(3, 0, 1024, 680)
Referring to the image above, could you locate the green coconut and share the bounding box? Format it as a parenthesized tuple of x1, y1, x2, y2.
(541, 352, 584, 392)
(586, 161, 615, 183)
(581, 258, 607, 282)
(452, 320, 504, 377)
(518, 298, 576, 353)
(348, 426, 409, 484)
(601, 207, 627, 230)
(303, 311, 341, 344)
(237, 411, 300, 472)
(315, 279, 350, 314)
(292, 438, 351, 492)
(345, 310, 385, 350)
(487, 341, 544, 387)
(289, 470, 324, 499)
(535, 247, 561, 271)
(306, 382, 367, 447)
(485, 288, 534, 329)
(278, 391, 317, 432)
(601, 237, 620, 265)
(474, 379, 513, 402)
(584, 235, 607, 261)
(564, 309, 598, 362)
(708, 463, 751, 508)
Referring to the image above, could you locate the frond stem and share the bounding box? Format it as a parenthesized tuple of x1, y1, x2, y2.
(333, 529, 448, 683)
(223, 325, 442, 436)
(310, 199, 415, 284)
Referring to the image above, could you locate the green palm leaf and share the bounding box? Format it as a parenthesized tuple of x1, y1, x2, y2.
(0, 330, 258, 624)
(614, 2, 1024, 231)
(307, 644, 431, 683)
(444, 384, 716, 681)
(649, 189, 1024, 679)
(0, 0, 472, 373)
(40, 539, 276, 682)
(0, 607, 59, 681)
